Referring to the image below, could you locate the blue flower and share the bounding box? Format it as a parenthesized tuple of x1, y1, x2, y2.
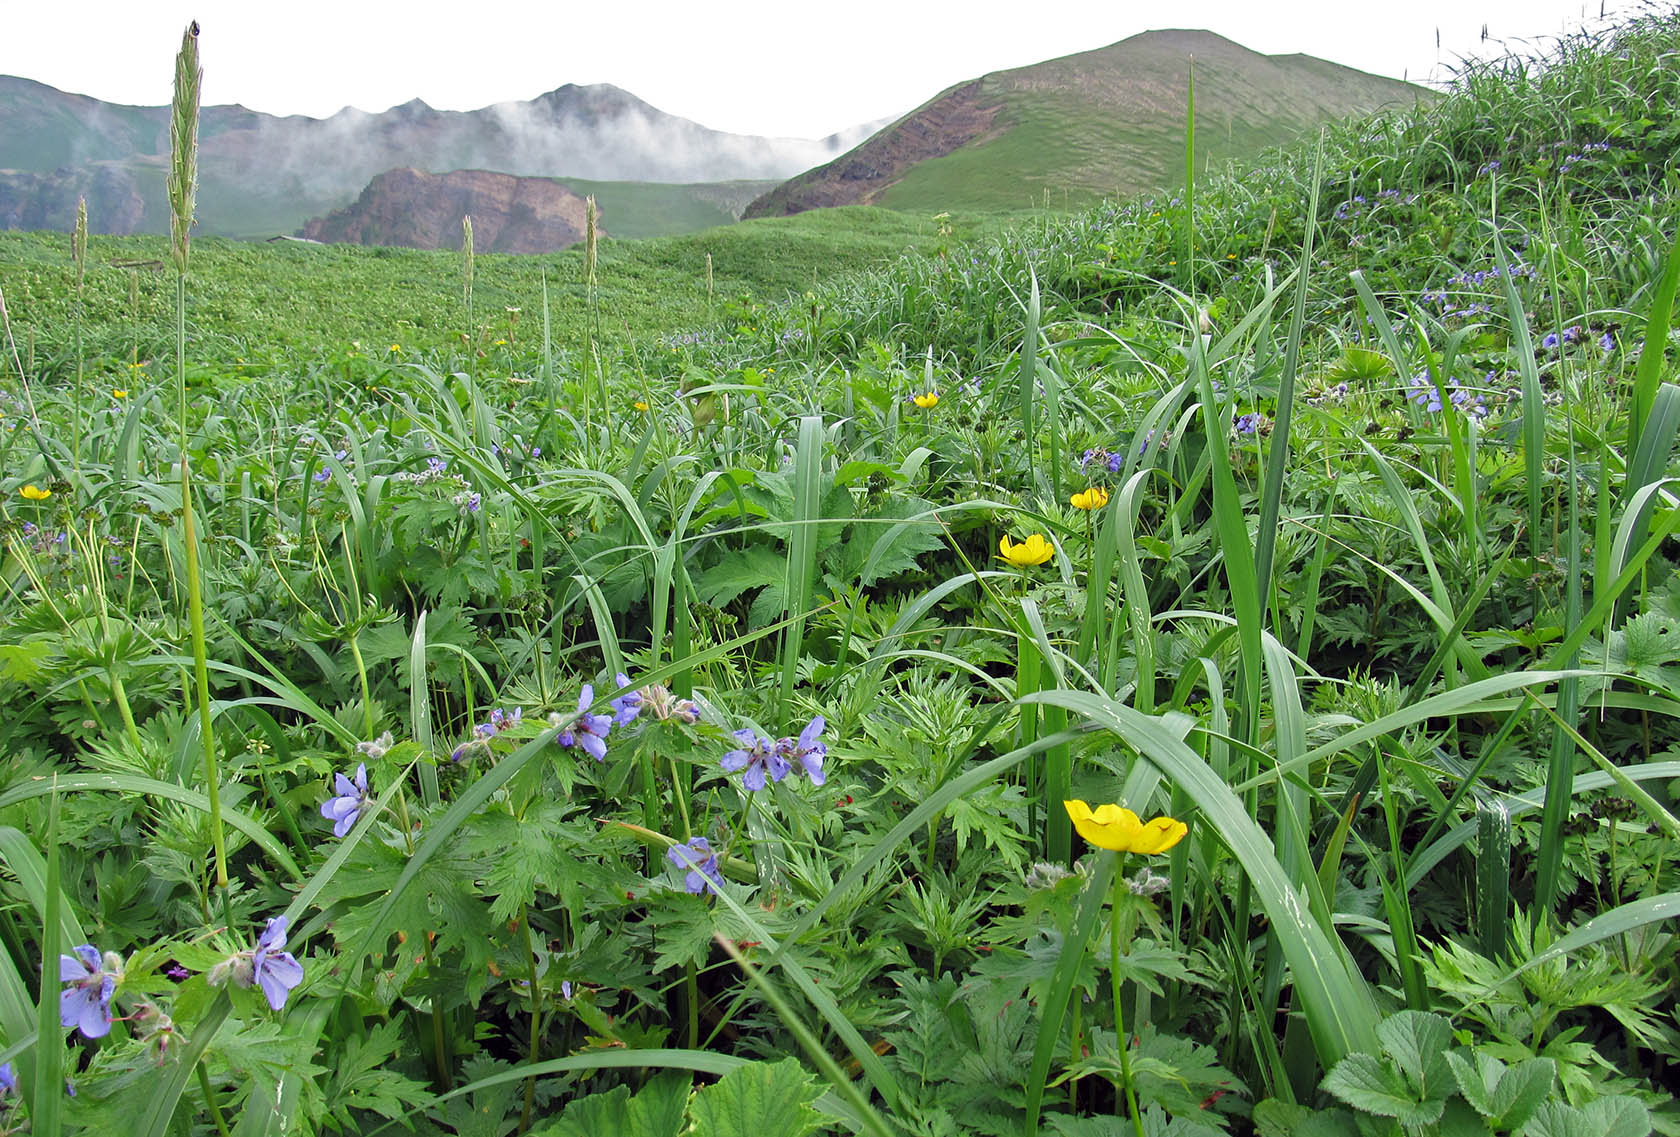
(312, 468, 330, 483)
(720, 730, 789, 791)
(1600, 331, 1615, 352)
(0, 1060, 17, 1095)
(250, 916, 304, 1011)
(553, 685, 612, 761)
(1233, 412, 1264, 435)
(1541, 331, 1561, 350)
(59, 944, 116, 1039)
(668, 836, 724, 895)
(610, 673, 644, 726)
(777, 715, 827, 786)
(320, 762, 369, 838)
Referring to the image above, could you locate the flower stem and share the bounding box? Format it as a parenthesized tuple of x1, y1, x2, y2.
(1111, 853, 1144, 1137)
(196, 1059, 232, 1137)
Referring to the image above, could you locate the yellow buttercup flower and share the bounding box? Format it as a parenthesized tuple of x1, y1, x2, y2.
(112, 388, 129, 399)
(19, 484, 51, 501)
(389, 344, 402, 353)
(1070, 486, 1109, 511)
(913, 392, 939, 409)
(1064, 800, 1187, 854)
(633, 400, 650, 412)
(998, 533, 1053, 567)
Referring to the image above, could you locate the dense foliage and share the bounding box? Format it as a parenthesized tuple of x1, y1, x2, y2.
(2, 9, 1679, 1136)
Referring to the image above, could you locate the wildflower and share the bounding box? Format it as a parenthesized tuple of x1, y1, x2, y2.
(59, 944, 118, 1038)
(249, 917, 305, 1010)
(19, 484, 51, 501)
(551, 686, 612, 761)
(912, 392, 939, 409)
(720, 730, 788, 791)
(1063, 800, 1187, 854)
(777, 715, 827, 785)
(560, 980, 574, 999)
(668, 836, 724, 895)
(312, 468, 331, 483)
(112, 388, 129, 399)
(1541, 331, 1561, 350)
(1600, 331, 1615, 352)
(389, 344, 401, 353)
(998, 533, 1054, 567)
(0, 1061, 14, 1095)
(610, 673, 643, 726)
(1408, 371, 1443, 413)
(1070, 486, 1109, 511)
(634, 401, 650, 412)
(320, 762, 370, 838)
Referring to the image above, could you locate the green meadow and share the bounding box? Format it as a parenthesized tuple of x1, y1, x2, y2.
(1, 9, 1679, 1137)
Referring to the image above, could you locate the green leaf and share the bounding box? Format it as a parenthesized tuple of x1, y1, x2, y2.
(686, 1059, 824, 1137)
(1322, 1054, 1441, 1126)
(1523, 1096, 1652, 1137)
(1445, 1050, 1501, 1119)
(1375, 1011, 1453, 1100)
(1491, 1057, 1556, 1130)
(539, 1072, 689, 1137)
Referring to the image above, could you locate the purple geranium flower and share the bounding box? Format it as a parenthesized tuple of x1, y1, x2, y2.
(59, 944, 116, 1039)
(720, 730, 789, 791)
(668, 836, 724, 895)
(0, 1060, 17, 1095)
(250, 917, 304, 1011)
(320, 762, 370, 838)
(610, 673, 644, 726)
(777, 716, 827, 786)
(554, 685, 612, 761)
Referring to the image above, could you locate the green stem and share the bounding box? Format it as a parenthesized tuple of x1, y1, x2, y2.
(1111, 854, 1145, 1137)
(196, 1059, 232, 1137)
(519, 904, 543, 1134)
(178, 272, 227, 895)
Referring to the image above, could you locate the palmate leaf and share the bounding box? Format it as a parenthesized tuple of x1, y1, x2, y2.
(1524, 1096, 1652, 1137)
(538, 1071, 690, 1137)
(1374, 1011, 1454, 1101)
(685, 1058, 825, 1137)
(692, 544, 786, 609)
(322, 1021, 433, 1131)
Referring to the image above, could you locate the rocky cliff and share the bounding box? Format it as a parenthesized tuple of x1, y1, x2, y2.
(297, 168, 597, 253)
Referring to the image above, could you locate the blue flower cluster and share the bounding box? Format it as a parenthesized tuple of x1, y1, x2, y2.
(1332, 188, 1418, 222)
(452, 706, 522, 763)
(721, 715, 827, 792)
(1408, 371, 1490, 419)
(667, 836, 725, 895)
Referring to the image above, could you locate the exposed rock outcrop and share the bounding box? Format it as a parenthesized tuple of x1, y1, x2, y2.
(297, 167, 598, 253)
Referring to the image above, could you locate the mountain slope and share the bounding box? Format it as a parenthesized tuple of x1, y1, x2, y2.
(745, 29, 1431, 216)
(0, 76, 882, 238)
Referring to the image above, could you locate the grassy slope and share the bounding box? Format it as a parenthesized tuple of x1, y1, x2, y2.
(0, 205, 1012, 372)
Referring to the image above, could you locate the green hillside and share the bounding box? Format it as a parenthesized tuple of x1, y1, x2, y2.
(3, 10, 1680, 1137)
(749, 28, 1430, 216)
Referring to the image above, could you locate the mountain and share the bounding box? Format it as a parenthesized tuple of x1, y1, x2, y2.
(745, 29, 1432, 217)
(0, 76, 882, 239)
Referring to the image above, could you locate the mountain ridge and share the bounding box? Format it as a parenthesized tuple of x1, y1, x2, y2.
(746, 28, 1433, 217)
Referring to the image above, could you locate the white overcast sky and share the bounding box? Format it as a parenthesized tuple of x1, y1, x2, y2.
(0, 0, 1648, 138)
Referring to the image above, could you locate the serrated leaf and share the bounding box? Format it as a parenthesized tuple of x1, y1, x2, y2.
(1581, 1096, 1653, 1137)
(685, 1058, 823, 1137)
(1376, 1010, 1454, 1099)
(1446, 1050, 1501, 1118)
(692, 544, 786, 609)
(539, 1075, 692, 1137)
(1490, 1057, 1556, 1130)
(1322, 1053, 1441, 1125)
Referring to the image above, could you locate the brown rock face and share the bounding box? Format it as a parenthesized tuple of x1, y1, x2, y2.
(297, 168, 598, 252)
(745, 81, 1000, 217)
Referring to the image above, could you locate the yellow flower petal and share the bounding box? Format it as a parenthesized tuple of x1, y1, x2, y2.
(1070, 486, 1109, 510)
(19, 484, 51, 501)
(999, 533, 1054, 567)
(1132, 816, 1189, 854)
(913, 392, 939, 409)
(1063, 799, 1185, 854)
